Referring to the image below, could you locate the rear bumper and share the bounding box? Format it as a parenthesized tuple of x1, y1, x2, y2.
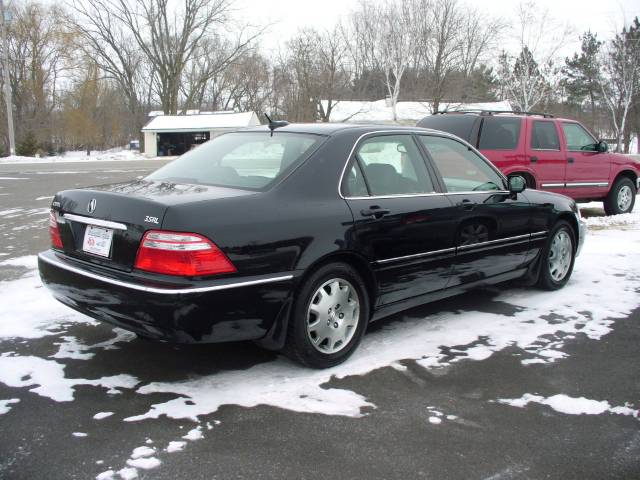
(38, 250, 297, 343)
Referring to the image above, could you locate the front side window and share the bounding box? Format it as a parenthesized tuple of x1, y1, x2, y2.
(348, 135, 434, 196)
(418, 135, 505, 192)
(478, 116, 522, 150)
(147, 132, 323, 190)
(562, 123, 598, 151)
(531, 121, 560, 150)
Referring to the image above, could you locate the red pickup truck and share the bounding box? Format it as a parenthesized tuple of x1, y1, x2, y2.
(417, 111, 640, 215)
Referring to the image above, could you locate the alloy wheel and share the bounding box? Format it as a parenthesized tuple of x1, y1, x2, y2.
(617, 185, 633, 212)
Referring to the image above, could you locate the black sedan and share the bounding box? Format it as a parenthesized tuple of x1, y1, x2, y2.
(38, 123, 587, 368)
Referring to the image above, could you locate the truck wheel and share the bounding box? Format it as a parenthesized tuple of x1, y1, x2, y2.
(604, 177, 635, 215)
(283, 263, 370, 368)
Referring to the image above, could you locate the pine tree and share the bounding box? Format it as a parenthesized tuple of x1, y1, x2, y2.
(16, 131, 38, 157)
(562, 31, 602, 129)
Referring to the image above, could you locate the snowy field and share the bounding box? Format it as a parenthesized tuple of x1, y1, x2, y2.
(0, 148, 154, 164)
(0, 200, 638, 478)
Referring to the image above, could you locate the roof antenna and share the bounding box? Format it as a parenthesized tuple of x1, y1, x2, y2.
(264, 113, 289, 137)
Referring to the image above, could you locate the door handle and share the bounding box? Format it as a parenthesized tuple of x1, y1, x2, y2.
(360, 206, 391, 219)
(456, 199, 476, 211)
(530, 156, 538, 163)
(567, 157, 575, 164)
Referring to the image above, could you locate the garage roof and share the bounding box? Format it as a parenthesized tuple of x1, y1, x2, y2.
(142, 111, 261, 132)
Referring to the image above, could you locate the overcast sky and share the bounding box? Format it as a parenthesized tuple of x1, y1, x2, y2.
(235, 0, 640, 55)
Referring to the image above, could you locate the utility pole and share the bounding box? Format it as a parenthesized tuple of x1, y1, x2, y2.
(0, 0, 14, 156)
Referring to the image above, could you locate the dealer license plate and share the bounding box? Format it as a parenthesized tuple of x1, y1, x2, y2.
(82, 225, 113, 258)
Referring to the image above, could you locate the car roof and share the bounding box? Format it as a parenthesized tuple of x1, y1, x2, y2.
(242, 122, 441, 136)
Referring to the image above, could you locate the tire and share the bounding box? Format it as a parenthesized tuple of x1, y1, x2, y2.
(536, 220, 576, 291)
(283, 263, 370, 368)
(604, 177, 636, 215)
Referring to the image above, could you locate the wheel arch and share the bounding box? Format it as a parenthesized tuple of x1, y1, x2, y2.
(297, 251, 378, 312)
(612, 169, 638, 188)
(557, 212, 580, 251)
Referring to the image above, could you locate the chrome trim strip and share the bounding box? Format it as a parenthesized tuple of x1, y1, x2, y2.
(38, 253, 293, 295)
(565, 182, 608, 188)
(63, 213, 127, 231)
(457, 233, 530, 251)
(541, 182, 609, 189)
(375, 247, 456, 265)
(375, 231, 543, 265)
(530, 230, 549, 238)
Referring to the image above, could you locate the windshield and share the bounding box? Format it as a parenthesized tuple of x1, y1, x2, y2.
(147, 131, 324, 190)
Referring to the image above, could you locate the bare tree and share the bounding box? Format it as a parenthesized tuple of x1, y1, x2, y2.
(67, 0, 149, 137)
(3, 2, 71, 148)
(599, 21, 640, 152)
(497, 1, 572, 111)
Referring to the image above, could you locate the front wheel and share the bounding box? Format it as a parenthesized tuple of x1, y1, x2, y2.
(604, 177, 635, 215)
(283, 263, 370, 368)
(536, 220, 576, 290)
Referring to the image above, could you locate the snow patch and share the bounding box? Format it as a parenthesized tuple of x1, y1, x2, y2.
(497, 393, 639, 418)
(93, 411, 114, 420)
(125, 457, 161, 470)
(182, 426, 203, 441)
(72, 432, 88, 437)
(0, 398, 20, 414)
(118, 467, 138, 479)
(166, 441, 186, 453)
(130, 446, 155, 459)
(0, 353, 138, 402)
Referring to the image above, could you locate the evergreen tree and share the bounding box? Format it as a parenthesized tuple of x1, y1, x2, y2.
(16, 131, 38, 157)
(562, 31, 602, 128)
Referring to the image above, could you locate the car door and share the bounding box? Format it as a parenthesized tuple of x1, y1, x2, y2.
(528, 119, 567, 194)
(416, 134, 532, 287)
(561, 121, 611, 198)
(341, 133, 457, 306)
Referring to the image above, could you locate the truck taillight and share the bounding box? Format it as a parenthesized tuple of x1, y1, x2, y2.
(134, 230, 236, 277)
(49, 210, 63, 249)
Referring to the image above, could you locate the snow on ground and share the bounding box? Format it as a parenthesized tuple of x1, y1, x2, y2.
(496, 394, 639, 418)
(0, 148, 151, 164)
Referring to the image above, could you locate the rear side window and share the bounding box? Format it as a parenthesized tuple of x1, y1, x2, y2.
(478, 117, 521, 150)
(344, 135, 435, 196)
(562, 123, 597, 151)
(416, 115, 477, 142)
(147, 132, 323, 191)
(531, 121, 560, 150)
(419, 135, 505, 192)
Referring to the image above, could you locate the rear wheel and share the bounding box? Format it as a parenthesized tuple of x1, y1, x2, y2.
(604, 177, 635, 215)
(283, 263, 370, 368)
(536, 220, 575, 290)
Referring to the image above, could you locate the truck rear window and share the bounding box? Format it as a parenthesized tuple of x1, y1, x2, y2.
(478, 117, 521, 150)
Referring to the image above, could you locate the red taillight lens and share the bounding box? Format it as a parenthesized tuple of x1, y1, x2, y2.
(49, 210, 63, 249)
(134, 230, 236, 277)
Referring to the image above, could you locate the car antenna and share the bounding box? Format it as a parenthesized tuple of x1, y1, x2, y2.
(264, 113, 289, 137)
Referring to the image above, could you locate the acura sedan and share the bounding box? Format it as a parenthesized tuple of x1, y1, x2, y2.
(39, 123, 587, 368)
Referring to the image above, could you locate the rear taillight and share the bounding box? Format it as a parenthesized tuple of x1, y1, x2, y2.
(134, 230, 236, 277)
(49, 210, 63, 249)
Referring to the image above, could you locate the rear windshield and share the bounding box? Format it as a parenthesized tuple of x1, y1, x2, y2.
(146, 132, 324, 190)
(478, 117, 521, 150)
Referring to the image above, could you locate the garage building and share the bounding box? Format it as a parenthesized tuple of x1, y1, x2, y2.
(141, 111, 261, 157)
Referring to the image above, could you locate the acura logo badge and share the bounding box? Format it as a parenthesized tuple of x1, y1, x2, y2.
(88, 199, 97, 213)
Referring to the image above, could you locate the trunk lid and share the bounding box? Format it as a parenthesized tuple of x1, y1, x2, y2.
(53, 180, 255, 271)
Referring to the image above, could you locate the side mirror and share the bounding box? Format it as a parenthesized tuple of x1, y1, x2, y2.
(508, 175, 526, 194)
(596, 140, 608, 153)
